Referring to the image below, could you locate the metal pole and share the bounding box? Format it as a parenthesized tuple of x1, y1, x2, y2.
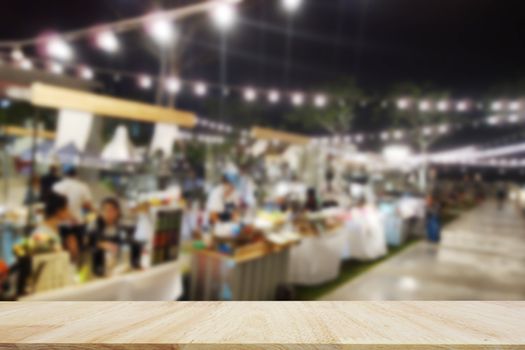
(25, 110, 39, 233)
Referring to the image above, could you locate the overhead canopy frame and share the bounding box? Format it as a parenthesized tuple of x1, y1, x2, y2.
(30, 83, 198, 128)
(2, 125, 55, 140)
(251, 126, 310, 146)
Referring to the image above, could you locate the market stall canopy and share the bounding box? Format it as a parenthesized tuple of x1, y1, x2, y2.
(101, 125, 140, 163)
(251, 127, 310, 146)
(30, 83, 198, 128)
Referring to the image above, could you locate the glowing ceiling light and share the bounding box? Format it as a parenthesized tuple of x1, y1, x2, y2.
(11, 48, 24, 61)
(314, 94, 328, 108)
(243, 88, 257, 102)
(423, 127, 433, 136)
(418, 100, 431, 112)
(49, 62, 64, 74)
(291, 92, 305, 106)
(437, 100, 449, 112)
(96, 30, 119, 53)
(396, 98, 410, 110)
(268, 90, 280, 104)
(438, 124, 449, 134)
(165, 77, 181, 94)
(508, 114, 520, 123)
(282, 0, 303, 13)
(487, 116, 500, 125)
(456, 101, 468, 112)
(79, 66, 94, 80)
(509, 101, 521, 111)
(138, 74, 152, 89)
(393, 130, 404, 140)
(148, 16, 175, 45)
(194, 82, 208, 96)
(46, 37, 74, 61)
(491, 101, 503, 111)
(19, 59, 33, 70)
(211, 1, 237, 30)
(380, 132, 389, 141)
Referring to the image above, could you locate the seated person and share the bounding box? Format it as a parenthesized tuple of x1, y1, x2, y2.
(31, 193, 70, 253)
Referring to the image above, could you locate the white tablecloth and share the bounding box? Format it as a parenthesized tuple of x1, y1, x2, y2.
(21, 261, 182, 301)
(343, 207, 387, 261)
(288, 229, 347, 286)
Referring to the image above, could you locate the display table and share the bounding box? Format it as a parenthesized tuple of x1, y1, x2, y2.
(190, 243, 290, 301)
(21, 261, 182, 301)
(0, 302, 523, 349)
(343, 206, 388, 261)
(288, 229, 346, 285)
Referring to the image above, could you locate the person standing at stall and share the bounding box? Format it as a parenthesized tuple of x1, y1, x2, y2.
(206, 176, 240, 223)
(31, 193, 70, 253)
(53, 167, 94, 259)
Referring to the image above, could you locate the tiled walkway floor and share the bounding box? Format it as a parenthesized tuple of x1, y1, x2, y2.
(322, 201, 525, 300)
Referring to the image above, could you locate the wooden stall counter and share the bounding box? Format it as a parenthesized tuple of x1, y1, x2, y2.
(0, 302, 524, 349)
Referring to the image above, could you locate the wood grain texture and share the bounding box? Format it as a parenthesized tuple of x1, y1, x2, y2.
(0, 302, 524, 349)
(30, 83, 197, 128)
(251, 126, 310, 145)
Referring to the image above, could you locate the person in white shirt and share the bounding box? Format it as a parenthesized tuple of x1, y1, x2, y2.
(206, 176, 240, 223)
(53, 167, 93, 224)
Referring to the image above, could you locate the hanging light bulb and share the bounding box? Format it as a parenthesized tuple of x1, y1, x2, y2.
(46, 36, 74, 61)
(291, 92, 305, 106)
(396, 98, 410, 110)
(79, 66, 94, 80)
(314, 94, 328, 108)
(243, 88, 257, 102)
(437, 100, 449, 112)
(380, 132, 389, 141)
(509, 101, 521, 111)
(393, 130, 404, 140)
(438, 124, 449, 134)
(49, 62, 64, 75)
(418, 100, 431, 112)
(165, 77, 182, 94)
(138, 74, 152, 89)
(456, 101, 468, 112)
(268, 90, 280, 104)
(491, 101, 503, 111)
(11, 48, 24, 61)
(282, 0, 303, 13)
(487, 116, 500, 125)
(194, 82, 208, 96)
(508, 114, 520, 123)
(96, 30, 119, 53)
(423, 127, 433, 136)
(19, 59, 33, 70)
(147, 16, 175, 45)
(211, 1, 237, 30)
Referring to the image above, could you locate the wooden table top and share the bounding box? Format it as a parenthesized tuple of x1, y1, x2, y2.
(1, 302, 524, 349)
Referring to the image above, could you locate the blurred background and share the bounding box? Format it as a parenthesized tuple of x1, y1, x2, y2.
(0, 0, 524, 301)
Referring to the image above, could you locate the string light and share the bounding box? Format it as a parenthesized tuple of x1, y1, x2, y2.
(49, 62, 64, 74)
(437, 100, 449, 112)
(19, 59, 33, 70)
(419, 100, 431, 112)
(96, 30, 119, 53)
(211, 1, 237, 30)
(491, 101, 503, 111)
(509, 101, 521, 111)
(165, 77, 181, 94)
(138, 74, 152, 89)
(46, 36, 74, 61)
(291, 92, 305, 106)
(456, 101, 468, 112)
(243, 87, 257, 102)
(147, 16, 175, 45)
(79, 66, 94, 80)
(397, 98, 410, 110)
(268, 90, 280, 104)
(314, 94, 328, 108)
(194, 82, 208, 96)
(282, 0, 303, 13)
(11, 48, 24, 61)
(508, 114, 519, 123)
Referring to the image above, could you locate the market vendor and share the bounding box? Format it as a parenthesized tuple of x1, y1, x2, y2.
(88, 198, 131, 276)
(206, 176, 240, 223)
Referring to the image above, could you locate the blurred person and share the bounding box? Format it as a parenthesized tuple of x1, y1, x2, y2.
(425, 193, 442, 243)
(238, 165, 257, 209)
(304, 188, 319, 212)
(88, 198, 131, 276)
(320, 181, 340, 208)
(53, 167, 94, 257)
(206, 176, 240, 223)
(182, 169, 205, 201)
(40, 165, 61, 204)
(31, 193, 70, 253)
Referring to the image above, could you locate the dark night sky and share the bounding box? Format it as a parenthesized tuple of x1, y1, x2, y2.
(2, 0, 525, 93)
